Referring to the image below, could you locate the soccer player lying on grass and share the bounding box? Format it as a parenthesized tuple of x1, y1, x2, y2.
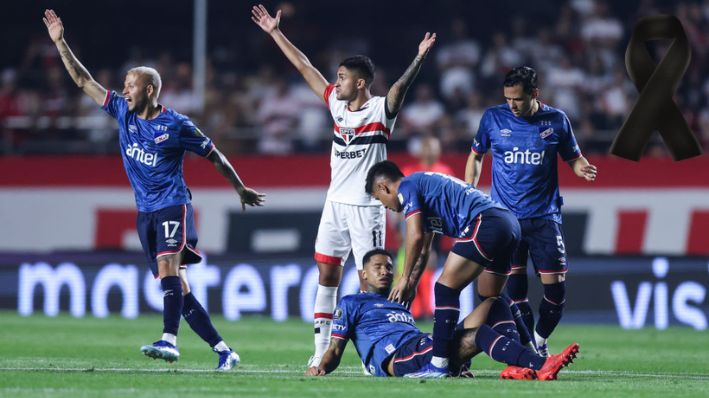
(306, 249, 579, 379)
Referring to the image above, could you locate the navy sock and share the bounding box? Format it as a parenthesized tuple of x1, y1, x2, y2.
(507, 273, 534, 333)
(479, 293, 532, 346)
(474, 324, 545, 370)
(433, 283, 461, 359)
(536, 282, 566, 339)
(486, 297, 520, 342)
(161, 276, 183, 336)
(182, 293, 223, 347)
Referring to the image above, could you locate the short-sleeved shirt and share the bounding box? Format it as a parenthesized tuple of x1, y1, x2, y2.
(397, 172, 504, 238)
(324, 84, 397, 206)
(331, 293, 421, 376)
(471, 103, 581, 223)
(102, 91, 215, 212)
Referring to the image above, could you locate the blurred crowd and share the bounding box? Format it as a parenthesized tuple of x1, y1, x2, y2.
(2, 0, 709, 156)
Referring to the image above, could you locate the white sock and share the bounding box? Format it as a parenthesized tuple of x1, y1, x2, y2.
(214, 341, 230, 352)
(534, 330, 548, 348)
(161, 333, 177, 346)
(431, 356, 449, 368)
(313, 284, 338, 358)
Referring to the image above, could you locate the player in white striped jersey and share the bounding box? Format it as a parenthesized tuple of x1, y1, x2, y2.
(252, 4, 436, 369)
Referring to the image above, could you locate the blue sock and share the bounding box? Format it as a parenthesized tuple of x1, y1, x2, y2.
(474, 324, 545, 370)
(182, 293, 223, 348)
(485, 297, 520, 342)
(433, 283, 461, 360)
(535, 282, 566, 339)
(161, 276, 183, 336)
(507, 273, 534, 333)
(479, 293, 532, 346)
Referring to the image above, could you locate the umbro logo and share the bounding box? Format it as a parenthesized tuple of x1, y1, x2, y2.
(128, 125, 137, 134)
(336, 117, 343, 122)
(500, 128, 512, 136)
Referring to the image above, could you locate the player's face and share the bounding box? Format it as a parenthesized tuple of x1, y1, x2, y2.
(372, 179, 403, 213)
(122, 73, 149, 112)
(362, 255, 394, 291)
(504, 84, 535, 117)
(335, 66, 361, 101)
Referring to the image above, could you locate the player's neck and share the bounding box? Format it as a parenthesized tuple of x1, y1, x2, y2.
(137, 103, 162, 120)
(367, 286, 390, 295)
(347, 90, 372, 111)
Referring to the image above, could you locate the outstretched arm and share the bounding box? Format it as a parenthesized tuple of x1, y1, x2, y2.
(389, 214, 432, 305)
(207, 147, 266, 210)
(43, 9, 107, 105)
(251, 4, 328, 100)
(385, 32, 437, 116)
(306, 338, 347, 376)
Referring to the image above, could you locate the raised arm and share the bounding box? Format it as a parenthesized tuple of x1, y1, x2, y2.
(207, 147, 266, 210)
(43, 9, 107, 106)
(385, 32, 437, 116)
(251, 4, 328, 100)
(306, 337, 347, 376)
(465, 151, 485, 186)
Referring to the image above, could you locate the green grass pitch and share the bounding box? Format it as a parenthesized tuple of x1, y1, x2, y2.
(0, 311, 707, 398)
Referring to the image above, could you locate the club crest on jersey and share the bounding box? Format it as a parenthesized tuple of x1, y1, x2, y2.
(340, 127, 355, 143)
(540, 127, 554, 139)
(154, 133, 169, 144)
(500, 128, 512, 137)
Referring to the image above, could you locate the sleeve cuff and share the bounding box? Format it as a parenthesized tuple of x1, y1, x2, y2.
(102, 90, 111, 107)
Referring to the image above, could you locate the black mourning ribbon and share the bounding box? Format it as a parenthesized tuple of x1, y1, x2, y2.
(610, 15, 702, 161)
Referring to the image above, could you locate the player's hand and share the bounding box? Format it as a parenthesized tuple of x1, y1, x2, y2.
(305, 366, 326, 376)
(417, 32, 437, 58)
(238, 187, 266, 210)
(251, 4, 281, 34)
(388, 277, 416, 306)
(43, 9, 64, 43)
(578, 164, 597, 182)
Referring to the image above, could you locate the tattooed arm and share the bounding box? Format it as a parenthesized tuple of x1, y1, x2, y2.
(385, 32, 437, 117)
(43, 9, 107, 105)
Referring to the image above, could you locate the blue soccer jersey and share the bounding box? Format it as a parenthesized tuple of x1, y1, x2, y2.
(102, 91, 215, 212)
(471, 103, 581, 223)
(332, 293, 422, 377)
(397, 172, 504, 238)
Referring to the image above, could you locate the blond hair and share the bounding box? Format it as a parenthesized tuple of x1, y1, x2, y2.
(127, 66, 162, 98)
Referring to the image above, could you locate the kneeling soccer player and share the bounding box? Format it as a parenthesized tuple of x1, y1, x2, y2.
(306, 249, 579, 379)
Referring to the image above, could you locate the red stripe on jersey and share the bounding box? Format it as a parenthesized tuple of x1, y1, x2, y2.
(334, 122, 391, 139)
(324, 84, 335, 106)
(314, 252, 343, 266)
(314, 312, 333, 319)
(102, 90, 111, 107)
(331, 333, 347, 340)
(405, 209, 421, 220)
